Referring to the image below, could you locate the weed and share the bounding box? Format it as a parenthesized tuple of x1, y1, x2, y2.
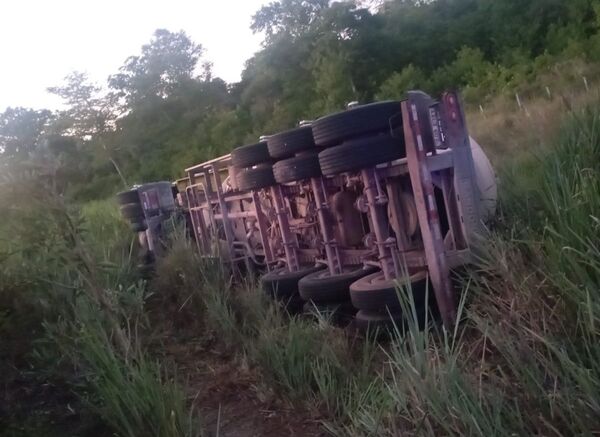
(71, 314, 202, 437)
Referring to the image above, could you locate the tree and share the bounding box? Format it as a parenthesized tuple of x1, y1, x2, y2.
(48, 72, 126, 190)
(47, 71, 115, 137)
(0, 107, 51, 164)
(0, 106, 89, 196)
(311, 2, 391, 104)
(376, 64, 425, 100)
(6, 0, 598, 200)
(251, 0, 329, 42)
(108, 29, 203, 104)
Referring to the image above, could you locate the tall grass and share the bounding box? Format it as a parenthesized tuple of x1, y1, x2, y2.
(69, 202, 204, 436)
(468, 62, 600, 167)
(175, 103, 600, 435)
(4, 99, 599, 435)
(0, 169, 203, 436)
(479, 105, 600, 432)
(157, 238, 392, 427)
(65, 313, 201, 437)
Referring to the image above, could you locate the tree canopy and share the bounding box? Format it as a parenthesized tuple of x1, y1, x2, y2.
(2, 0, 600, 200)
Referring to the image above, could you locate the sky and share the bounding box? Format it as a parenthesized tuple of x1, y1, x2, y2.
(0, 0, 269, 111)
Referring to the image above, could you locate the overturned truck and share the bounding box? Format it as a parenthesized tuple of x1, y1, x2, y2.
(118, 91, 496, 331)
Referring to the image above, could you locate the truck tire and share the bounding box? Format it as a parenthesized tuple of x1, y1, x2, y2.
(349, 270, 428, 312)
(298, 266, 378, 303)
(116, 189, 140, 205)
(318, 134, 405, 176)
(120, 202, 144, 220)
(236, 165, 276, 191)
(312, 101, 403, 147)
(261, 265, 326, 300)
(267, 126, 315, 159)
(354, 310, 403, 333)
(272, 153, 322, 183)
(354, 305, 430, 334)
(231, 142, 270, 168)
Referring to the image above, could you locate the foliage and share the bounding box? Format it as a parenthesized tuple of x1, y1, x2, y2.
(0, 107, 51, 164)
(2, 1, 600, 435)
(3, 0, 600, 199)
(108, 29, 204, 105)
(2, 88, 600, 436)
(0, 165, 201, 435)
(61, 313, 201, 437)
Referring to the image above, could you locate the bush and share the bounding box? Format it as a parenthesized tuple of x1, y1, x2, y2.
(0, 172, 202, 435)
(376, 64, 425, 100)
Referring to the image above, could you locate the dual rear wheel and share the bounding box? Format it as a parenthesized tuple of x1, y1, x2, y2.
(241, 102, 432, 332)
(260, 262, 431, 332)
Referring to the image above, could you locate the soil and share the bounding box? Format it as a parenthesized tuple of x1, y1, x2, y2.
(1, 338, 326, 437)
(162, 335, 327, 437)
(0, 366, 112, 437)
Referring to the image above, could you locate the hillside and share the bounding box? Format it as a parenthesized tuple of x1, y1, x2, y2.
(1, 0, 600, 435)
(2, 0, 600, 197)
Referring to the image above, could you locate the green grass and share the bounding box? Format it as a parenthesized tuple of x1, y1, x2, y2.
(0, 187, 204, 436)
(62, 105, 600, 434)
(72, 316, 202, 437)
(2, 102, 599, 435)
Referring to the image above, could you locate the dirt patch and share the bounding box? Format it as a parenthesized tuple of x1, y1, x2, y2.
(163, 337, 326, 437)
(0, 366, 111, 437)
